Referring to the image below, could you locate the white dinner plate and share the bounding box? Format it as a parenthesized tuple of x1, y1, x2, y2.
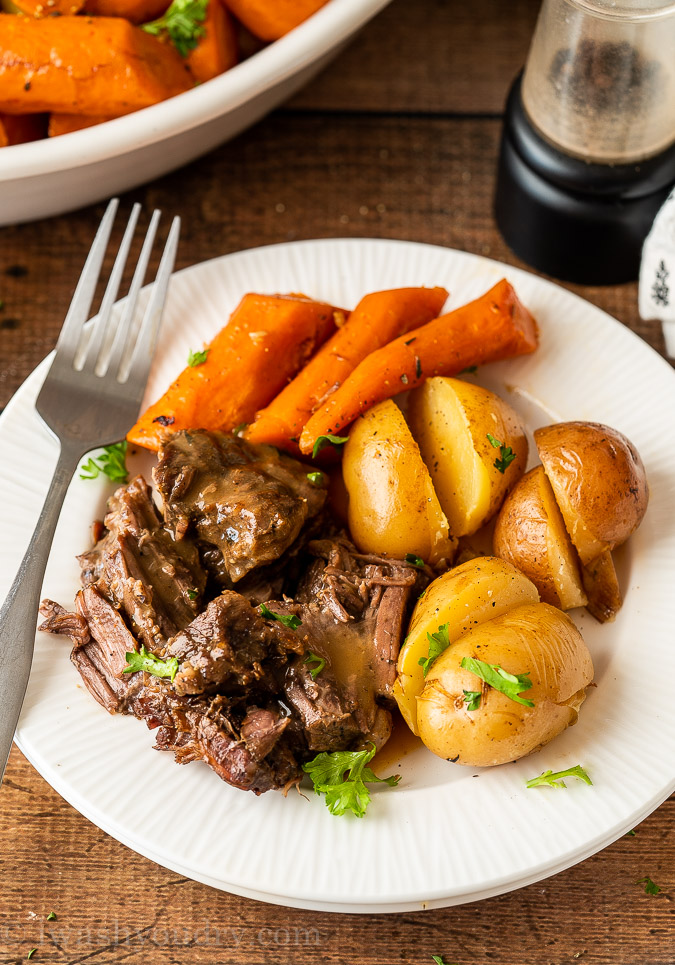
(2, 239, 674, 913)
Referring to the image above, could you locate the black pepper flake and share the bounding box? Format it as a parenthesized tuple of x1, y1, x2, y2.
(152, 415, 175, 426)
(5, 265, 28, 278)
(0, 317, 19, 330)
(24, 81, 31, 91)
(415, 356, 422, 379)
(404, 337, 416, 345)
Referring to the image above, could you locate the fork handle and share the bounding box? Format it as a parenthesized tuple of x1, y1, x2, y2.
(0, 443, 80, 785)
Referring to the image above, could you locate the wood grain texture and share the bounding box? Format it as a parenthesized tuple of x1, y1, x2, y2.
(0, 0, 673, 960)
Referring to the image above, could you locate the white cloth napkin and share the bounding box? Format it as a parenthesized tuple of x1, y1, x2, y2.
(639, 187, 675, 356)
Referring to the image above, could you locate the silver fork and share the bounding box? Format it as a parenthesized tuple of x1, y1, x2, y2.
(0, 199, 180, 784)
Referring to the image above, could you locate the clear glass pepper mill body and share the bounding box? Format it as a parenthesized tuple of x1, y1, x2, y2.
(522, 0, 675, 164)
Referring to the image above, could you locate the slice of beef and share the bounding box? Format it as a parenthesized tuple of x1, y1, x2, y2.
(153, 430, 326, 584)
(296, 536, 425, 700)
(283, 656, 361, 752)
(38, 599, 90, 648)
(166, 591, 304, 697)
(77, 476, 207, 651)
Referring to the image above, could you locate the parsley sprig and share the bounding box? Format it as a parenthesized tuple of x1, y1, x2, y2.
(486, 432, 516, 473)
(311, 433, 349, 459)
(304, 652, 326, 679)
(79, 441, 128, 483)
(636, 876, 661, 895)
(418, 623, 450, 677)
(142, 0, 208, 57)
(526, 765, 592, 789)
(404, 553, 425, 568)
(187, 347, 209, 367)
(303, 743, 400, 818)
(306, 471, 325, 486)
(123, 644, 179, 681)
(259, 602, 302, 630)
(461, 656, 534, 706)
(462, 689, 482, 711)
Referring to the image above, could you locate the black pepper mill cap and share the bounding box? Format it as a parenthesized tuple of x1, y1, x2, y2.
(495, 74, 675, 285)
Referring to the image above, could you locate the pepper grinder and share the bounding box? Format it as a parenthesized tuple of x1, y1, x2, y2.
(495, 0, 675, 284)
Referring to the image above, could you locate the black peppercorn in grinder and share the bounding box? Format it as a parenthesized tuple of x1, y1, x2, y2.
(495, 0, 675, 285)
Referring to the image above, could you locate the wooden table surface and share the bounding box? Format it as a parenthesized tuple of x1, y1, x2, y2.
(0, 0, 673, 962)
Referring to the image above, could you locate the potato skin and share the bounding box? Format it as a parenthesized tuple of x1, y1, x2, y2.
(343, 399, 455, 564)
(408, 377, 528, 538)
(535, 421, 648, 565)
(493, 465, 587, 610)
(416, 602, 594, 766)
(394, 557, 539, 733)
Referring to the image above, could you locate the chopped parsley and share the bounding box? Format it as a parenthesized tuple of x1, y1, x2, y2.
(259, 602, 302, 630)
(462, 689, 482, 711)
(79, 441, 128, 483)
(461, 656, 534, 706)
(186, 588, 198, 601)
(142, 0, 208, 56)
(123, 644, 178, 682)
(232, 423, 248, 436)
(304, 652, 326, 679)
(303, 743, 400, 818)
(27, 951, 36, 961)
(418, 623, 450, 677)
(636, 876, 661, 896)
(486, 432, 516, 473)
(306, 471, 325, 486)
(187, 347, 209, 367)
(626, 829, 637, 837)
(459, 365, 478, 375)
(311, 433, 349, 459)
(46, 913, 57, 921)
(526, 765, 592, 789)
(404, 553, 425, 568)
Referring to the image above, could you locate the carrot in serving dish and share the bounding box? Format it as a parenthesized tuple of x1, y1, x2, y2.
(0, 111, 46, 145)
(298, 279, 539, 455)
(0, 16, 192, 116)
(127, 293, 342, 452)
(245, 286, 448, 453)
(82, 0, 169, 23)
(48, 113, 118, 137)
(222, 0, 329, 40)
(185, 0, 238, 83)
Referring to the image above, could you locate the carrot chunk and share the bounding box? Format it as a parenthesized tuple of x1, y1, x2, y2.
(186, 0, 238, 83)
(127, 293, 341, 452)
(0, 16, 192, 116)
(221, 0, 329, 41)
(48, 113, 118, 137)
(0, 111, 46, 146)
(299, 279, 539, 455)
(245, 286, 448, 453)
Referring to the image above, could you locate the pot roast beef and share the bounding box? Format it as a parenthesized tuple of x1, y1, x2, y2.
(39, 434, 426, 795)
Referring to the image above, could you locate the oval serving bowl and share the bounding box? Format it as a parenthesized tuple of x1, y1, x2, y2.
(0, 0, 392, 226)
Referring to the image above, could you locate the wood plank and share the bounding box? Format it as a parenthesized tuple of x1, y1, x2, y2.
(290, 0, 541, 114)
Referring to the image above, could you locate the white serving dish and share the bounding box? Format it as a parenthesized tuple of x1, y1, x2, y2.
(0, 0, 392, 226)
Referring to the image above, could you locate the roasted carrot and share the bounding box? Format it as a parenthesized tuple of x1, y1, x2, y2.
(186, 0, 238, 84)
(0, 17, 192, 116)
(13, 0, 83, 15)
(245, 286, 448, 453)
(0, 111, 46, 146)
(221, 0, 329, 41)
(127, 293, 341, 452)
(48, 113, 118, 137)
(299, 279, 539, 455)
(83, 0, 169, 23)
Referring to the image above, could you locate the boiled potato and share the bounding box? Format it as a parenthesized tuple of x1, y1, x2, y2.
(394, 557, 539, 733)
(535, 421, 648, 565)
(407, 377, 528, 538)
(493, 465, 587, 610)
(343, 399, 456, 565)
(417, 602, 594, 766)
(581, 549, 623, 623)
